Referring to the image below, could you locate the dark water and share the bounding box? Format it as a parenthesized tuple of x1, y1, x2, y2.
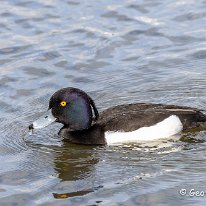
(1, 0, 206, 205)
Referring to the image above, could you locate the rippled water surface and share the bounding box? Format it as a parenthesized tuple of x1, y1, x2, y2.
(1, 0, 206, 205)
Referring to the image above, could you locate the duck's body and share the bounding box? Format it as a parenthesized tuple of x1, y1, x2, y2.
(98, 103, 206, 132)
(58, 102, 206, 144)
(29, 87, 206, 145)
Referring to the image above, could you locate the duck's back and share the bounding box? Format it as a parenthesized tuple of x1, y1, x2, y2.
(98, 103, 206, 132)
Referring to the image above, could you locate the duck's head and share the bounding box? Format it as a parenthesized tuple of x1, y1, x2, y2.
(29, 87, 99, 132)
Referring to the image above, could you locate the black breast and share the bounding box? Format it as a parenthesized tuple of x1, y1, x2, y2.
(59, 125, 106, 145)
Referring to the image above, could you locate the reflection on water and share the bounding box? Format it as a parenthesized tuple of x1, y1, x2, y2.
(37, 141, 102, 200)
(54, 143, 99, 181)
(1, 0, 206, 205)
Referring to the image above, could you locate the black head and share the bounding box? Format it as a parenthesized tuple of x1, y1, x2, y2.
(49, 87, 99, 131)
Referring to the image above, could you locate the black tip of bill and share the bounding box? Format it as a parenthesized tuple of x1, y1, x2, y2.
(28, 124, 34, 135)
(29, 124, 33, 130)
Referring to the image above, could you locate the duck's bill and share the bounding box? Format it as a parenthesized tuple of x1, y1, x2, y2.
(29, 109, 57, 130)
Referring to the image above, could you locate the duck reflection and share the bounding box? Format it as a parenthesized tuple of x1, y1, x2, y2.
(54, 141, 100, 181)
(52, 141, 102, 199)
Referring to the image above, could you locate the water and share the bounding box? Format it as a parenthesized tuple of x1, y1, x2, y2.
(0, 0, 206, 205)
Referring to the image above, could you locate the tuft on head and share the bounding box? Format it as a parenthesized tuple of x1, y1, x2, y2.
(49, 87, 99, 131)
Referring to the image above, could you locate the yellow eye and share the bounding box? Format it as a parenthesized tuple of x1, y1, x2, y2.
(60, 101, 67, 107)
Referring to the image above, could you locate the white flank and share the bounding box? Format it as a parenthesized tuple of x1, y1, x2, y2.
(105, 115, 183, 145)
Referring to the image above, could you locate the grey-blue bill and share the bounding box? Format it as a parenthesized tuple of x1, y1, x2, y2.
(29, 109, 57, 133)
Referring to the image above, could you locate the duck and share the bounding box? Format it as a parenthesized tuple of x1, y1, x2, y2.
(29, 87, 206, 145)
